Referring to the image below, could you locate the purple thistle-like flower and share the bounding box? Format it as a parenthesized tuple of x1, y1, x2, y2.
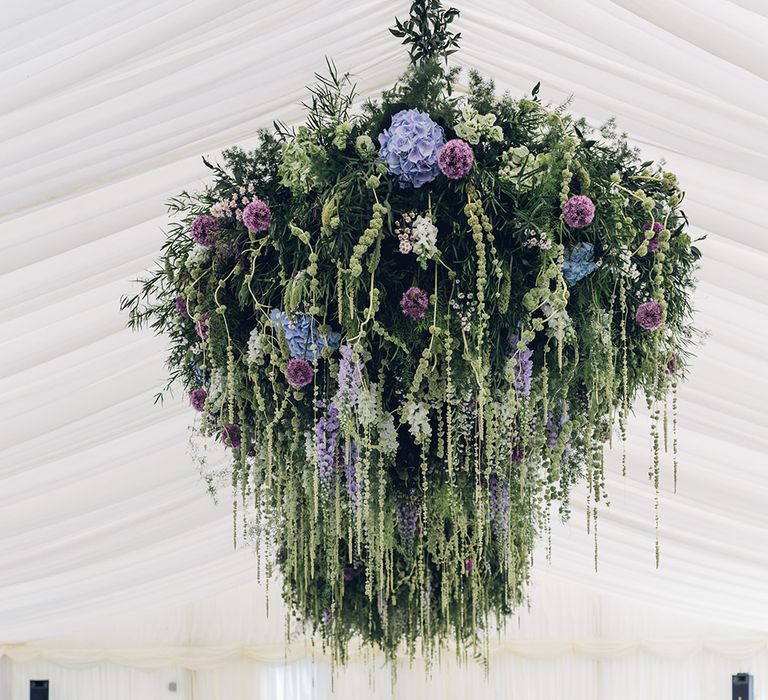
(378, 109, 445, 188)
(510, 334, 533, 398)
(220, 424, 241, 450)
(285, 358, 314, 388)
(189, 388, 207, 412)
(438, 139, 474, 180)
(400, 286, 429, 320)
(191, 215, 218, 246)
(642, 221, 663, 253)
(315, 403, 340, 488)
(175, 295, 189, 317)
(562, 195, 595, 229)
(636, 300, 663, 330)
(195, 312, 211, 341)
(242, 198, 271, 233)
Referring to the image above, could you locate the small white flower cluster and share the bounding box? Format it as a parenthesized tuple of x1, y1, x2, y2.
(454, 105, 503, 145)
(396, 213, 439, 267)
(542, 300, 570, 341)
(498, 145, 547, 189)
(207, 369, 226, 410)
(377, 412, 398, 457)
(403, 400, 431, 446)
(523, 228, 553, 250)
(246, 328, 266, 365)
(449, 291, 478, 332)
(618, 247, 640, 281)
(210, 183, 256, 220)
(186, 244, 211, 270)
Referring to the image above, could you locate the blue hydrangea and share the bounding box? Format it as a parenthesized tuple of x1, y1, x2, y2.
(270, 309, 340, 361)
(561, 242, 597, 285)
(378, 109, 445, 188)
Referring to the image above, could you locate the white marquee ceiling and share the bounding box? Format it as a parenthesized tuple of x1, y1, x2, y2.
(1, 0, 767, 647)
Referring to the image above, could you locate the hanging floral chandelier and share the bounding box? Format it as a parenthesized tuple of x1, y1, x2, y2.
(124, 0, 699, 666)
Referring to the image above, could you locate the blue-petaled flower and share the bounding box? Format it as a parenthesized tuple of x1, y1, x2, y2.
(270, 309, 340, 361)
(561, 242, 597, 285)
(378, 109, 445, 188)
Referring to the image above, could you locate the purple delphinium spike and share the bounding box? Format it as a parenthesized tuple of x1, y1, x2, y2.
(315, 403, 340, 489)
(510, 334, 533, 398)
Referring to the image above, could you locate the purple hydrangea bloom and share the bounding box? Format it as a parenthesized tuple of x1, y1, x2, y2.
(378, 109, 446, 188)
(562, 195, 595, 229)
(220, 424, 241, 450)
(285, 358, 314, 388)
(189, 388, 207, 412)
(642, 221, 663, 253)
(191, 215, 218, 246)
(195, 312, 211, 341)
(315, 403, 340, 488)
(510, 333, 533, 398)
(561, 242, 597, 285)
(242, 198, 271, 233)
(175, 295, 189, 317)
(437, 139, 474, 179)
(636, 300, 663, 330)
(270, 309, 340, 362)
(400, 286, 429, 320)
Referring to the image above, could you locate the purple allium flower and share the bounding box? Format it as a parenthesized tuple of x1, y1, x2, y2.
(270, 309, 340, 362)
(220, 424, 241, 450)
(285, 358, 314, 388)
(510, 334, 533, 398)
(562, 195, 595, 229)
(464, 557, 475, 573)
(175, 295, 189, 317)
(400, 286, 429, 320)
(191, 215, 218, 246)
(315, 403, 340, 488)
(635, 300, 663, 330)
(378, 109, 446, 188)
(343, 566, 356, 582)
(242, 198, 271, 233)
(437, 139, 474, 180)
(189, 388, 207, 412)
(195, 312, 211, 341)
(642, 221, 663, 253)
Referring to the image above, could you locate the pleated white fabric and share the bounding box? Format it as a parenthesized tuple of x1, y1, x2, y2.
(1, 1, 767, 698)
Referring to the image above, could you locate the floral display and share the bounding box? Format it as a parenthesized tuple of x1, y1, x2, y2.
(123, 0, 700, 669)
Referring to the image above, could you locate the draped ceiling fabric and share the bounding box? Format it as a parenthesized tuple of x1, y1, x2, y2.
(1, 0, 768, 697)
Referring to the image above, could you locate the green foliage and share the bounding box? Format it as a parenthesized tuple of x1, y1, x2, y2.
(123, 2, 699, 669)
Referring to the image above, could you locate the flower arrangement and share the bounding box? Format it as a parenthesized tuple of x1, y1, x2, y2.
(123, 0, 700, 667)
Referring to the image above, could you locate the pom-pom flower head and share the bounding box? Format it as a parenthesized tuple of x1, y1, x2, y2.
(220, 424, 241, 450)
(242, 198, 271, 233)
(378, 109, 445, 188)
(636, 300, 663, 330)
(286, 358, 315, 388)
(400, 286, 429, 319)
(562, 195, 595, 229)
(438, 139, 474, 179)
(174, 295, 188, 317)
(189, 388, 207, 412)
(190, 215, 218, 246)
